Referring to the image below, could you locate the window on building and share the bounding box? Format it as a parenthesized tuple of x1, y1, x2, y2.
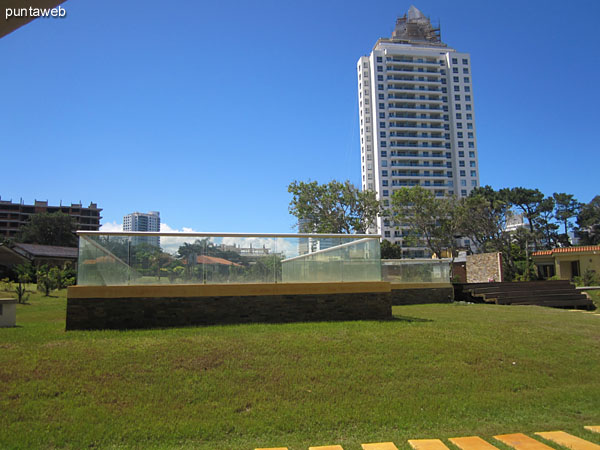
(460, 170, 466, 176)
(377, 75, 383, 81)
(461, 189, 467, 197)
(458, 151, 465, 157)
(468, 142, 474, 148)
(382, 160, 388, 167)
(461, 179, 467, 186)
(378, 84, 384, 90)
(382, 180, 388, 186)
(380, 122, 386, 128)
(465, 95, 471, 101)
(458, 141, 464, 148)
(452, 58, 458, 64)
(466, 104, 472, 111)
(459, 160, 465, 167)
(454, 86, 460, 92)
(376, 56, 383, 63)
(383, 190, 389, 197)
(464, 77, 470, 83)
(470, 161, 476, 168)
(382, 170, 388, 176)
(446, 152, 451, 158)
(454, 95, 460, 101)
(380, 141, 386, 147)
(464, 86, 470, 92)
(378, 94, 384, 99)
(462, 58, 468, 64)
(384, 231, 391, 237)
(377, 65, 383, 72)
(463, 68, 469, 74)
(471, 180, 477, 186)
(466, 123, 473, 129)
(452, 67, 458, 73)
(457, 132, 463, 138)
(379, 103, 385, 109)
(469, 151, 475, 157)
(456, 122, 463, 128)
(453, 76, 459, 83)
(379, 112, 385, 119)
(455, 104, 461, 110)
(466, 113, 472, 120)
(471, 170, 477, 177)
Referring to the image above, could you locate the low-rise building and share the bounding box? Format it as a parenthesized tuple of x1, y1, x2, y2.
(532, 245, 600, 280)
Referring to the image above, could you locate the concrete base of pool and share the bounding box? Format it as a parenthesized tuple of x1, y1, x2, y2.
(66, 282, 394, 330)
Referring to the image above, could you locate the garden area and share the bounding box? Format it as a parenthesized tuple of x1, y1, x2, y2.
(1, 286, 599, 449)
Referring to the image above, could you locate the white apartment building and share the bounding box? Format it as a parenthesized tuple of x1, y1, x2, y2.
(358, 6, 480, 257)
(123, 211, 161, 247)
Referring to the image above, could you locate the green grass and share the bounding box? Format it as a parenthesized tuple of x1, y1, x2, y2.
(1, 289, 599, 450)
(584, 289, 600, 309)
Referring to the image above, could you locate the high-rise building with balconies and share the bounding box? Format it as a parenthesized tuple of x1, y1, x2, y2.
(357, 6, 480, 257)
(123, 211, 161, 247)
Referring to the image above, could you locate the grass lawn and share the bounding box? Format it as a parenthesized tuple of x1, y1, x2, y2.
(1, 288, 599, 450)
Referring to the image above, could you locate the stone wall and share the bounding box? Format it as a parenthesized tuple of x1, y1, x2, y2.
(466, 252, 503, 283)
(66, 291, 392, 330)
(389, 285, 453, 305)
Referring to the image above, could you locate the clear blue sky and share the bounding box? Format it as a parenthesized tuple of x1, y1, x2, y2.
(2, 0, 599, 233)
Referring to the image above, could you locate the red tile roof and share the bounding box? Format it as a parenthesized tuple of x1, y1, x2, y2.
(532, 245, 600, 256)
(183, 255, 242, 267)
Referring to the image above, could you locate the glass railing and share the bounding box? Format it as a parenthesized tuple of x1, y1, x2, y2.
(381, 259, 451, 283)
(76, 232, 381, 286)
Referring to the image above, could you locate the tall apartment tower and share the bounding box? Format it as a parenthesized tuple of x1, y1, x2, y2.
(123, 211, 161, 247)
(358, 6, 480, 257)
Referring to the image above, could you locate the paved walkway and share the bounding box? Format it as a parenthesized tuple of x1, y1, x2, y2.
(256, 425, 600, 450)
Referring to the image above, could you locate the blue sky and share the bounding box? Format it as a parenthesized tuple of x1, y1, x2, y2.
(2, 0, 599, 233)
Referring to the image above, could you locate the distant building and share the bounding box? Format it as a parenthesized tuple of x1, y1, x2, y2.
(123, 211, 160, 247)
(0, 197, 102, 239)
(358, 6, 480, 256)
(505, 213, 526, 233)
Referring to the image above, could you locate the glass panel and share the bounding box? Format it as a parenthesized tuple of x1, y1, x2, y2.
(76, 233, 382, 286)
(381, 259, 450, 283)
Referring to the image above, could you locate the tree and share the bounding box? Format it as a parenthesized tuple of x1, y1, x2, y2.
(461, 187, 525, 280)
(577, 195, 600, 245)
(390, 186, 463, 259)
(17, 212, 78, 247)
(288, 180, 381, 234)
(533, 196, 559, 249)
(503, 187, 545, 249)
(553, 192, 581, 236)
(380, 240, 403, 259)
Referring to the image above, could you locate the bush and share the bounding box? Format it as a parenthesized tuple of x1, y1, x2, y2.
(574, 269, 600, 287)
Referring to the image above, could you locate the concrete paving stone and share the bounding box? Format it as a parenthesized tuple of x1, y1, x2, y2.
(362, 443, 399, 450)
(494, 433, 554, 450)
(408, 439, 450, 450)
(535, 431, 600, 450)
(585, 427, 600, 434)
(450, 436, 501, 450)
